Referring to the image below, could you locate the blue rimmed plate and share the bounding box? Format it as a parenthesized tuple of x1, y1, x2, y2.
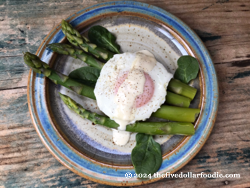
(27, 1, 218, 186)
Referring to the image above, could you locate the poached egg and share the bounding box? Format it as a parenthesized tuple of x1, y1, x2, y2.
(94, 50, 173, 145)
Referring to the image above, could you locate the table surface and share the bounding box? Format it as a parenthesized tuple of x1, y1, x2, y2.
(0, 0, 250, 187)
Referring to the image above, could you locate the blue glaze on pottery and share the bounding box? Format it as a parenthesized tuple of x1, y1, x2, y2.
(29, 1, 218, 185)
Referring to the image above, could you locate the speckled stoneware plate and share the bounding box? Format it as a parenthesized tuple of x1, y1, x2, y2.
(27, 1, 218, 186)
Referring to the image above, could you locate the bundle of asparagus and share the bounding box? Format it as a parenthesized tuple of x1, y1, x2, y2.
(23, 52, 200, 125)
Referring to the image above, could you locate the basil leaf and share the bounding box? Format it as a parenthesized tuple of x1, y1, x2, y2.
(88, 25, 120, 54)
(131, 133, 162, 177)
(68, 67, 100, 87)
(174, 55, 199, 84)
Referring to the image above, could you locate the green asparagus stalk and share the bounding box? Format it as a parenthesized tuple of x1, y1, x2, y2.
(165, 91, 191, 108)
(152, 105, 200, 123)
(61, 20, 114, 61)
(59, 93, 195, 135)
(47, 43, 104, 70)
(126, 122, 195, 135)
(168, 79, 197, 100)
(24, 52, 96, 100)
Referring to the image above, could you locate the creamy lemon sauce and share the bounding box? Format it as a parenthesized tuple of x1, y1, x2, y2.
(114, 69, 145, 129)
(132, 50, 157, 72)
(113, 50, 157, 145)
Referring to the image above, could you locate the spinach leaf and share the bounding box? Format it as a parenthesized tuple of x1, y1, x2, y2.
(174, 55, 200, 84)
(131, 133, 162, 177)
(68, 66, 100, 87)
(88, 25, 120, 54)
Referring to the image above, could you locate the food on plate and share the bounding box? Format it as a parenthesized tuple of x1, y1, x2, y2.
(24, 22, 201, 177)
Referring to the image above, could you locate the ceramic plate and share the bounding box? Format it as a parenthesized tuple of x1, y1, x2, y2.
(27, 1, 218, 186)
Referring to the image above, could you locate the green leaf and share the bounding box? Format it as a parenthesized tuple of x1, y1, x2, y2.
(174, 55, 200, 84)
(68, 67, 100, 87)
(131, 133, 162, 177)
(88, 25, 120, 54)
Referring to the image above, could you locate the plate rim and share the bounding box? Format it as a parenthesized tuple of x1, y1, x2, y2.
(27, 1, 219, 186)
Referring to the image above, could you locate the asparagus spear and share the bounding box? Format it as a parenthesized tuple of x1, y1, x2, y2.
(165, 91, 191, 108)
(59, 93, 195, 135)
(61, 20, 114, 61)
(152, 105, 200, 123)
(24, 52, 96, 100)
(168, 79, 197, 100)
(47, 43, 104, 70)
